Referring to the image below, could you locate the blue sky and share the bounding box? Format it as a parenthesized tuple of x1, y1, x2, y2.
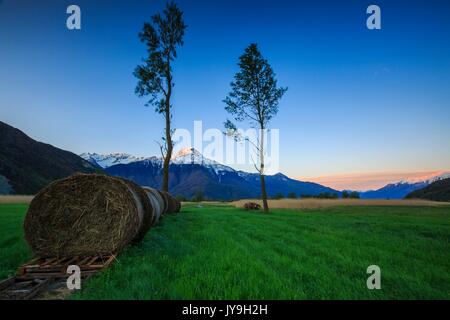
(1, 0, 449, 189)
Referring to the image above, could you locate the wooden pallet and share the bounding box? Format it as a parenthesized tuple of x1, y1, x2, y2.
(17, 255, 116, 277)
(0, 255, 116, 300)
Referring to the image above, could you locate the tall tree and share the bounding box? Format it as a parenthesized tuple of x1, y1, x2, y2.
(224, 43, 287, 212)
(134, 2, 187, 192)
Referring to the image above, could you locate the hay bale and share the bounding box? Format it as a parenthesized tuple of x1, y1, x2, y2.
(142, 187, 164, 225)
(157, 190, 169, 214)
(174, 198, 181, 213)
(244, 202, 261, 211)
(24, 174, 153, 258)
(125, 179, 154, 244)
(160, 191, 178, 214)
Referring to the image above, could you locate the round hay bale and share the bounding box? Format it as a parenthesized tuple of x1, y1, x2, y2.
(142, 187, 164, 225)
(160, 191, 178, 214)
(157, 190, 169, 215)
(244, 202, 261, 211)
(124, 180, 154, 244)
(24, 174, 153, 258)
(174, 198, 181, 213)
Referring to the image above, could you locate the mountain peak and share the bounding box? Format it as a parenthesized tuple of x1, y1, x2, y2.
(172, 147, 202, 160)
(80, 152, 150, 168)
(361, 170, 450, 199)
(398, 171, 450, 185)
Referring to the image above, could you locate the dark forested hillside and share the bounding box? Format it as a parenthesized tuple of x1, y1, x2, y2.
(0, 121, 100, 194)
(405, 178, 450, 202)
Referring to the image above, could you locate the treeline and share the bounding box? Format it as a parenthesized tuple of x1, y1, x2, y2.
(175, 190, 362, 202)
(175, 191, 205, 203)
(405, 178, 450, 202)
(272, 191, 360, 200)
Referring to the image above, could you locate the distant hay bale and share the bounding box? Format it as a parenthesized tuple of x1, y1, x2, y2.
(24, 174, 154, 258)
(244, 202, 261, 211)
(160, 191, 178, 214)
(174, 198, 181, 213)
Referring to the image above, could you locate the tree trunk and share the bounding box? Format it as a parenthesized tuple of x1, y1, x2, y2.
(162, 85, 173, 192)
(260, 174, 269, 212)
(259, 126, 269, 212)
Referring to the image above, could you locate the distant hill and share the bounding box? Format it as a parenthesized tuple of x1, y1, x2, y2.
(405, 178, 450, 202)
(84, 148, 340, 201)
(0, 121, 101, 195)
(360, 172, 450, 199)
(360, 181, 428, 199)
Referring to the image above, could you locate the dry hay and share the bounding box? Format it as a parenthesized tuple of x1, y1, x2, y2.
(160, 191, 178, 214)
(124, 179, 154, 244)
(142, 187, 165, 225)
(24, 174, 154, 258)
(174, 198, 181, 213)
(157, 190, 169, 214)
(0, 195, 34, 204)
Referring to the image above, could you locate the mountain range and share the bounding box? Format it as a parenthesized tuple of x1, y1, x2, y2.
(80, 150, 450, 200)
(82, 149, 339, 200)
(405, 178, 450, 202)
(359, 172, 450, 199)
(1, 120, 447, 200)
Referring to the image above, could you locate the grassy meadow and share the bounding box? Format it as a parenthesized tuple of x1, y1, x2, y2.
(0, 202, 449, 299)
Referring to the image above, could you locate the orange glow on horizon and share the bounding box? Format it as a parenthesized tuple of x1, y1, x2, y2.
(298, 170, 449, 191)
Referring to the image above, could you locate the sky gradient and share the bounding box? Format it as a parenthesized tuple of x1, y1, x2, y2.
(1, 0, 449, 190)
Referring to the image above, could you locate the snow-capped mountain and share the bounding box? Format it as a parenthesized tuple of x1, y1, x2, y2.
(80, 149, 449, 200)
(171, 148, 235, 174)
(81, 148, 235, 174)
(360, 171, 450, 199)
(81, 148, 339, 200)
(80, 152, 151, 169)
(405, 177, 450, 202)
(404, 172, 450, 184)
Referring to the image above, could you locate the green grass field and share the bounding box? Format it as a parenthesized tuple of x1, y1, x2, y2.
(0, 203, 449, 299)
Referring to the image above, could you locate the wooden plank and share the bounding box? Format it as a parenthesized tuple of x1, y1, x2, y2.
(78, 257, 91, 265)
(0, 277, 51, 300)
(65, 256, 79, 266)
(55, 257, 71, 265)
(104, 255, 116, 268)
(87, 256, 99, 265)
(88, 255, 116, 269)
(23, 278, 51, 300)
(16, 267, 26, 276)
(23, 266, 64, 274)
(19, 270, 99, 279)
(41, 258, 58, 266)
(20, 255, 116, 272)
(22, 257, 42, 266)
(0, 277, 16, 290)
(13, 281, 35, 288)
